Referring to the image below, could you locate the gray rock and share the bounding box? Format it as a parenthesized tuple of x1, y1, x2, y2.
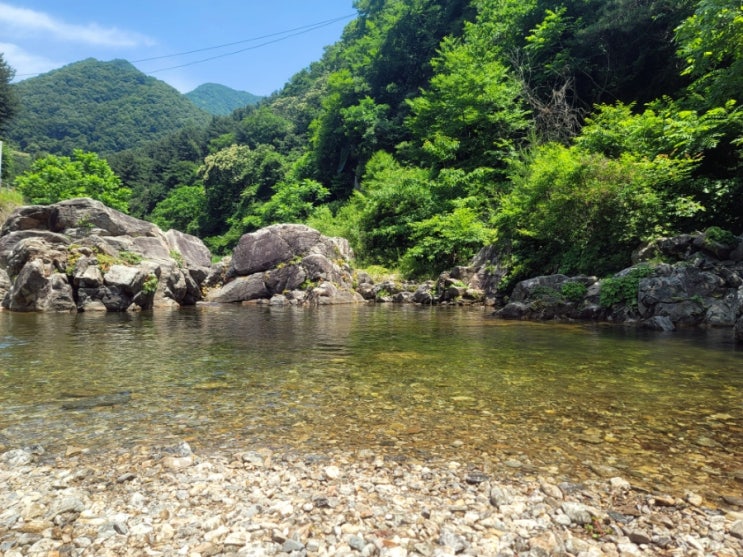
(208, 274, 269, 303)
(730, 520, 743, 539)
(495, 301, 531, 320)
(104, 264, 146, 295)
(640, 316, 675, 331)
(208, 224, 359, 305)
(511, 274, 570, 302)
(1, 448, 34, 466)
(165, 228, 212, 268)
(281, 539, 304, 552)
(3, 260, 76, 312)
(0, 199, 213, 312)
(47, 495, 86, 518)
(490, 486, 513, 508)
(230, 224, 323, 276)
(735, 314, 743, 344)
(561, 502, 594, 525)
(48, 198, 161, 237)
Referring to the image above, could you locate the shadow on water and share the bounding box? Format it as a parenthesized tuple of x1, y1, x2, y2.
(0, 304, 741, 500)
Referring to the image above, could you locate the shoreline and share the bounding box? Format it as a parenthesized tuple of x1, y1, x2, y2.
(2, 443, 741, 556)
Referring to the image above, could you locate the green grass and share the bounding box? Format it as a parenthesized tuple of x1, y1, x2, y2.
(0, 188, 24, 225)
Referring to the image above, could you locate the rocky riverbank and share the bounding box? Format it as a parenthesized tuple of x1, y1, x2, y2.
(1, 443, 741, 556)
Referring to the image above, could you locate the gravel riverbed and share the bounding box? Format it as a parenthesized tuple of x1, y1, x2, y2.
(1, 443, 742, 557)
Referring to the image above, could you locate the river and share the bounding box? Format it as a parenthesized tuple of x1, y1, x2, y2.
(1, 304, 741, 502)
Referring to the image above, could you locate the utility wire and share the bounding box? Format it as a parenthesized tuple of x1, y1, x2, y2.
(143, 14, 353, 74)
(132, 14, 354, 64)
(14, 13, 354, 79)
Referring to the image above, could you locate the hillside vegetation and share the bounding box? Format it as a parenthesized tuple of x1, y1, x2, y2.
(185, 83, 263, 116)
(3, 0, 742, 286)
(4, 59, 212, 155)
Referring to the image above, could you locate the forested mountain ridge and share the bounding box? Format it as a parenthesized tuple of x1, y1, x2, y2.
(185, 83, 263, 116)
(3, 0, 742, 287)
(5, 58, 212, 155)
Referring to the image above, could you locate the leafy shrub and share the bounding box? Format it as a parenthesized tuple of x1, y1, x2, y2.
(705, 226, 737, 246)
(497, 142, 694, 279)
(142, 274, 158, 295)
(599, 265, 654, 308)
(15, 150, 131, 212)
(118, 251, 143, 265)
(561, 281, 588, 303)
(401, 204, 494, 278)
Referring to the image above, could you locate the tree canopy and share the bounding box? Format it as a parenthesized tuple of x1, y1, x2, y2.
(0, 53, 19, 135)
(4, 0, 742, 283)
(15, 150, 131, 212)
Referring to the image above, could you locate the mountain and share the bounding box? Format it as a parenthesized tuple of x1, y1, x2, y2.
(185, 83, 262, 115)
(5, 58, 212, 155)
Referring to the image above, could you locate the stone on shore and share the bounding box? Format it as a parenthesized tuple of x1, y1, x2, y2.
(1, 443, 741, 556)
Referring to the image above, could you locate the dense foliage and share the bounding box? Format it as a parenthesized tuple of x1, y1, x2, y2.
(4, 59, 212, 155)
(0, 53, 18, 136)
(185, 83, 263, 116)
(16, 150, 130, 212)
(4, 0, 742, 287)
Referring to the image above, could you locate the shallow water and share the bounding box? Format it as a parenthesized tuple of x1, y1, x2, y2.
(1, 304, 741, 500)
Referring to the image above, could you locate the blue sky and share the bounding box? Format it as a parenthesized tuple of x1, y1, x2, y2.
(0, 1, 356, 95)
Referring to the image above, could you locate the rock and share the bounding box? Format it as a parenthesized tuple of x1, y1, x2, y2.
(48, 495, 86, 518)
(511, 274, 570, 302)
(490, 486, 513, 508)
(730, 520, 743, 539)
(324, 465, 341, 480)
(1, 448, 35, 466)
(412, 281, 436, 304)
(561, 502, 594, 525)
(722, 495, 743, 507)
(231, 224, 332, 276)
(282, 539, 305, 552)
(207, 274, 269, 303)
(208, 224, 359, 305)
(735, 315, 743, 344)
(0, 198, 212, 312)
(465, 471, 489, 485)
(609, 477, 631, 491)
(640, 315, 676, 331)
(165, 229, 211, 269)
(495, 301, 531, 320)
(47, 198, 161, 238)
(61, 391, 131, 410)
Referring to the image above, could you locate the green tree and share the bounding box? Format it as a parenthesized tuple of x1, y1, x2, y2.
(16, 149, 131, 211)
(497, 142, 695, 279)
(247, 179, 330, 228)
(402, 202, 494, 277)
(149, 185, 206, 235)
(405, 28, 530, 171)
(356, 152, 435, 265)
(199, 144, 287, 236)
(676, 0, 743, 107)
(0, 53, 19, 134)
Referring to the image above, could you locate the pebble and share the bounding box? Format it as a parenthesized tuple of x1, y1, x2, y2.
(0, 443, 741, 556)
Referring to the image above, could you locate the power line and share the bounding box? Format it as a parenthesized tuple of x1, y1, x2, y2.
(143, 14, 353, 74)
(132, 14, 354, 64)
(13, 13, 354, 79)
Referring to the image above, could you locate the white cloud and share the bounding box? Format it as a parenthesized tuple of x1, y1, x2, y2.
(0, 42, 60, 80)
(0, 3, 154, 47)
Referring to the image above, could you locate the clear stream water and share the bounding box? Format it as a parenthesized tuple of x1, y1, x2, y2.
(1, 304, 741, 502)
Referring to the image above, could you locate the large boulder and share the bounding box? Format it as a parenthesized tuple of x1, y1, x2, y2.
(0, 198, 212, 312)
(495, 274, 600, 321)
(638, 265, 737, 327)
(207, 224, 362, 305)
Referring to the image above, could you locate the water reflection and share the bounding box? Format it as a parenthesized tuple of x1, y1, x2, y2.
(0, 305, 741, 501)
